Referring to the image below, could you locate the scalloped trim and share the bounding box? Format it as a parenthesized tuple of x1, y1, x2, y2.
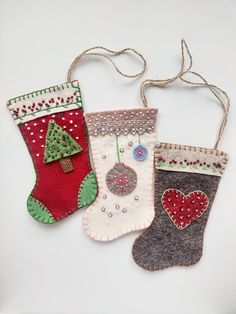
(85, 108, 157, 137)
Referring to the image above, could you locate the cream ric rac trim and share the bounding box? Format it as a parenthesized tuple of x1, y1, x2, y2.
(7, 81, 82, 125)
(85, 108, 158, 136)
(155, 142, 228, 177)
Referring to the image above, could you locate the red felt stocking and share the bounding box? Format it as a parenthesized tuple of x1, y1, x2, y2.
(8, 81, 97, 223)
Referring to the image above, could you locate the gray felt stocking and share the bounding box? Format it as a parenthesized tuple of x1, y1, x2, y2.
(132, 39, 230, 271)
(132, 143, 228, 271)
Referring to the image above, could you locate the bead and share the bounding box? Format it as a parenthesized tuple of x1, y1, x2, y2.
(128, 142, 133, 147)
(115, 204, 120, 209)
(101, 207, 106, 212)
(102, 194, 107, 199)
(134, 196, 139, 200)
(102, 155, 106, 159)
(108, 212, 113, 217)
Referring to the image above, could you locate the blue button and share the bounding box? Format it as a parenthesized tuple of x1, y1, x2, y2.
(133, 144, 148, 161)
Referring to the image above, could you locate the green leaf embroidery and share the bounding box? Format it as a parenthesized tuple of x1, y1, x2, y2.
(27, 195, 56, 224)
(78, 171, 98, 208)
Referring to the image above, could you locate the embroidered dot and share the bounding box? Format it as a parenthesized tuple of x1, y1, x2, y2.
(70, 112, 73, 115)
(32, 140, 36, 143)
(52, 115, 55, 118)
(108, 212, 113, 217)
(70, 120, 73, 124)
(41, 145, 44, 148)
(75, 112, 78, 115)
(74, 125, 77, 127)
(134, 196, 139, 200)
(63, 126, 66, 129)
(102, 194, 107, 199)
(76, 136, 79, 140)
(36, 153, 40, 157)
(101, 207, 106, 212)
(39, 136, 43, 139)
(69, 129, 73, 132)
(62, 117, 65, 120)
(25, 123, 28, 126)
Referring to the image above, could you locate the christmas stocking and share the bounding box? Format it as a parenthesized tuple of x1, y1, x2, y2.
(132, 143, 228, 270)
(83, 108, 158, 241)
(132, 39, 230, 270)
(7, 80, 97, 223)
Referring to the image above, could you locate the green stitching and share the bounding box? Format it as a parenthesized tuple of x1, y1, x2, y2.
(115, 135, 121, 162)
(27, 195, 56, 224)
(13, 102, 82, 122)
(78, 171, 98, 208)
(157, 160, 217, 173)
(138, 133, 141, 144)
(7, 82, 81, 107)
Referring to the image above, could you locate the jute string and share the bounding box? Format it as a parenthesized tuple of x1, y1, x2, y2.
(67, 46, 147, 82)
(141, 39, 230, 150)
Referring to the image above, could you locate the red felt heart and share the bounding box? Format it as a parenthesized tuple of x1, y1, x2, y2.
(161, 189, 209, 229)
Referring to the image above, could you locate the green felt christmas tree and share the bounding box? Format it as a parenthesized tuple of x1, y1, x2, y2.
(44, 120, 83, 172)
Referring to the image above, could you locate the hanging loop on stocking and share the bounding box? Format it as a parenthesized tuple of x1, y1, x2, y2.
(67, 46, 147, 82)
(140, 39, 230, 149)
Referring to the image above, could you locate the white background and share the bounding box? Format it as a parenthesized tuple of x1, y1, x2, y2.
(0, 0, 235, 313)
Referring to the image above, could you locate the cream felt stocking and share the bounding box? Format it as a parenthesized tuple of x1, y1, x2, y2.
(83, 108, 158, 241)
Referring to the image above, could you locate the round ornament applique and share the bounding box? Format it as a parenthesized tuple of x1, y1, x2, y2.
(106, 162, 137, 196)
(133, 144, 148, 161)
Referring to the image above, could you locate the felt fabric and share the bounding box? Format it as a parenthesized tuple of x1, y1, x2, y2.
(132, 142, 228, 271)
(83, 108, 157, 241)
(7, 81, 97, 223)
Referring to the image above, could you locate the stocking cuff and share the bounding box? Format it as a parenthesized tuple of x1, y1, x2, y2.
(85, 108, 158, 136)
(155, 142, 228, 177)
(7, 81, 82, 125)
